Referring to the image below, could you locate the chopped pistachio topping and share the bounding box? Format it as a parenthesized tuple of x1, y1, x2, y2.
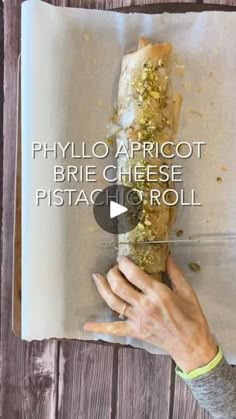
(118, 54, 175, 270)
(188, 262, 201, 273)
(130, 247, 155, 270)
(132, 58, 172, 143)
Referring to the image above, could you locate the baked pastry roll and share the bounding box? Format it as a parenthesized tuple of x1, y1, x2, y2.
(116, 37, 182, 280)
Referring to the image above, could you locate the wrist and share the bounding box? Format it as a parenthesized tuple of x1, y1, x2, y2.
(172, 336, 218, 374)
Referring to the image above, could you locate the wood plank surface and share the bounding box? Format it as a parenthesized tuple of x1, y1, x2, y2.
(69, 0, 236, 8)
(0, 4, 3, 416)
(0, 0, 3, 317)
(68, 0, 195, 9)
(58, 342, 114, 419)
(117, 349, 174, 419)
(204, 0, 235, 5)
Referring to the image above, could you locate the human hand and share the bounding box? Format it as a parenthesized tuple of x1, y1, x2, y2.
(84, 255, 218, 373)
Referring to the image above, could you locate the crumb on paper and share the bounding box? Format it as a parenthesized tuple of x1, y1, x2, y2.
(182, 81, 192, 90)
(87, 225, 98, 233)
(172, 53, 185, 77)
(188, 262, 201, 273)
(111, 113, 118, 123)
(220, 165, 228, 172)
(189, 109, 203, 118)
(176, 229, 184, 237)
(216, 176, 222, 184)
(196, 86, 204, 94)
(209, 71, 214, 78)
(97, 99, 103, 107)
(106, 137, 114, 146)
(175, 63, 185, 78)
(83, 32, 91, 41)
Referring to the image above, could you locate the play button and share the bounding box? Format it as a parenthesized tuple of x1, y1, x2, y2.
(110, 201, 128, 219)
(93, 185, 143, 234)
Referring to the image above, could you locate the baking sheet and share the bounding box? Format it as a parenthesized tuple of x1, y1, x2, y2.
(21, 0, 236, 362)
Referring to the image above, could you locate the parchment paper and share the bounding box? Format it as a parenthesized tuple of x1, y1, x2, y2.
(22, 0, 236, 363)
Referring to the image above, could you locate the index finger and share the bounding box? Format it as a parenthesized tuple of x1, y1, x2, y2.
(117, 256, 154, 293)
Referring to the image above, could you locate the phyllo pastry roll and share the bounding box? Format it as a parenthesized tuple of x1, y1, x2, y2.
(116, 37, 182, 280)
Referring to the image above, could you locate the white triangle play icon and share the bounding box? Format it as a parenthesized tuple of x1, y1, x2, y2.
(110, 201, 128, 219)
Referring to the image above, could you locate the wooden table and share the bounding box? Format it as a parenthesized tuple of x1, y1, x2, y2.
(1, 1, 234, 418)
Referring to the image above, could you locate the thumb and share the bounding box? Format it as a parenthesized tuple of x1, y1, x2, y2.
(166, 255, 192, 295)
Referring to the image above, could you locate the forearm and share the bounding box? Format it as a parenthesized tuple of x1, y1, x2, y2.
(178, 355, 236, 419)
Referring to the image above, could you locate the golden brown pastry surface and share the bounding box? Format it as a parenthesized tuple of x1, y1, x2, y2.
(117, 38, 182, 277)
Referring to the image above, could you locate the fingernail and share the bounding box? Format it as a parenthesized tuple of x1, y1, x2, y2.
(92, 273, 100, 281)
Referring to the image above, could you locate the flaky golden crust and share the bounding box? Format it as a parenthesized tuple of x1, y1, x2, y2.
(117, 38, 182, 276)
(138, 37, 149, 50)
(118, 242, 169, 276)
(122, 42, 172, 68)
(118, 43, 173, 118)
